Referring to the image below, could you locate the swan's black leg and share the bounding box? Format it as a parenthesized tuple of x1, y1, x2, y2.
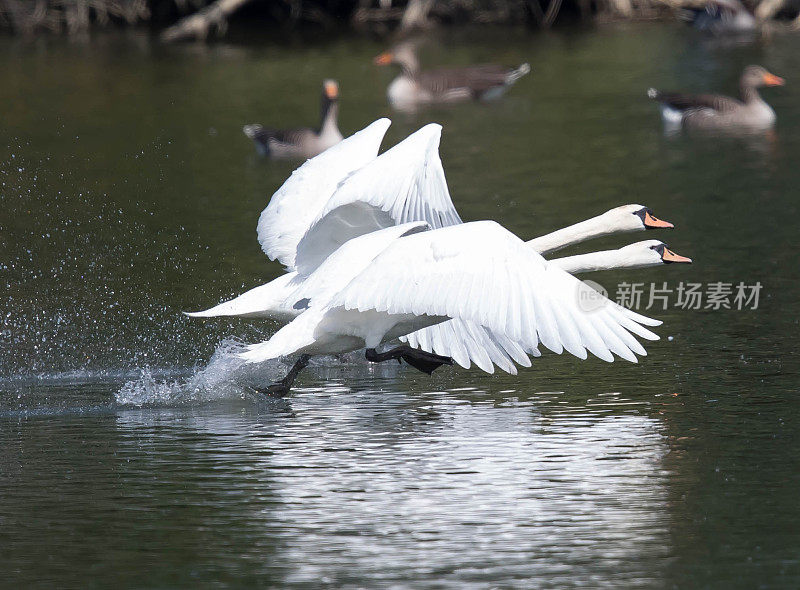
(257, 354, 311, 397)
(365, 346, 453, 375)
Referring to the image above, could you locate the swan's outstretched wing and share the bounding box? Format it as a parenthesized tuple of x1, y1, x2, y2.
(293, 123, 463, 275)
(401, 319, 539, 374)
(331, 220, 661, 364)
(283, 222, 431, 311)
(257, 118, 392, 270)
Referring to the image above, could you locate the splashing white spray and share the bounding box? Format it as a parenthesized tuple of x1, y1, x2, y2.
(116, 338, 287, 407)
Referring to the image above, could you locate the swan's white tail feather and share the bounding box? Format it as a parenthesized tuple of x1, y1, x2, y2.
(185, 273, 298, 320)
(239, 309, 324, 364)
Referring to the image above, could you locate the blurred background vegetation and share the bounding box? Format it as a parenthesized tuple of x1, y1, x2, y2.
(2, 0, 798, 42)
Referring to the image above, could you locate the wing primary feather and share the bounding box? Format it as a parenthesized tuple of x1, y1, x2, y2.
(570, 310, 615, 362)
(592, 312, 639, 362)
(598, 313, 647, 357)
(607, 307, 660, 341)
(493, 331, 532, 368)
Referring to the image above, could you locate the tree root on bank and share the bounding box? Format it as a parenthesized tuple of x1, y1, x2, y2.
(0, 0, 148, 35)
(160, 0, 255, 42)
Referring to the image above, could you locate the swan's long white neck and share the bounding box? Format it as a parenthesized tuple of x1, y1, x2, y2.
(551, 248, 658, 274)
(526, 212, 634, 255)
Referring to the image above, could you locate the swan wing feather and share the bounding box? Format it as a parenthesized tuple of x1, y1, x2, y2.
(293, 123, 463, 276)
(256, 118, 392, 270)
(331, 221, 660, 365)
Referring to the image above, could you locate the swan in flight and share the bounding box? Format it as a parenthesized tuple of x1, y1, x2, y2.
(238, 221, 664, 393)
(187, 119, 689, 389)
(188, 119, 676, 321)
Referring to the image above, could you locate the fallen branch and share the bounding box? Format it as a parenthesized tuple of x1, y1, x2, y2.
(160, 0, 254, 42)
(755, 0, 784, 20)
(399, 0, 435, 30)
(0, 0, 147, 34)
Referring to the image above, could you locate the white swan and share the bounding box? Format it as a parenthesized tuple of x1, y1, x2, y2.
(184, 227, 682, 322)
(187, 120, 687, 383)
(187, 119, 456, 321)
(239, 221, 662, 393)
(188, 120, 675, 321)
(551, 240, 692, 274)
(398, 237, 691, 375)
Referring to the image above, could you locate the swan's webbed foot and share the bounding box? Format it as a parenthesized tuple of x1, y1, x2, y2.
(254, 354, 311, 397)
(256, 380, 291, 397)
(403, 349, 455, 375)
(365, 346, 454, 375)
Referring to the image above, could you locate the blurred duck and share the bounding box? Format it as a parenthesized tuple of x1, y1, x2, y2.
(243, 79, 343, 159)
(682, 0, 756, 35)
(373, 43, 530, 109)
(648, 65, 784, 130)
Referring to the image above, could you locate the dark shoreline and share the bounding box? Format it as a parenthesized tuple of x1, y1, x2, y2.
(0, 0, 711, 42)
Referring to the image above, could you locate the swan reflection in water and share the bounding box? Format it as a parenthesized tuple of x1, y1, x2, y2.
(113, 384, 670, 587)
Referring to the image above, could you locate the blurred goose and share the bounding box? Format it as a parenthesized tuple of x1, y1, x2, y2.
(243, 79, 343, 159)
(648, 65, 784, 130)
(239, 220, 662, 393)
(683, 0, 756, 35)
(374, 43, 530, 109)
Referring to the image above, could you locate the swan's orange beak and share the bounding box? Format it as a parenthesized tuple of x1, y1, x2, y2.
(644, 211, 674, 229)
(661, 247, 692, 264)
(324, 81, 339, 99)
(763, 72, 785, 86)
(374, 52, 393, 66)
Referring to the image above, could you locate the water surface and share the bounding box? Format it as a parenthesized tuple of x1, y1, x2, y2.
(1, 24, 799, 588)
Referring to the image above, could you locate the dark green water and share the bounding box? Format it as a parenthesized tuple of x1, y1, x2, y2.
(2, 24, 799, 588)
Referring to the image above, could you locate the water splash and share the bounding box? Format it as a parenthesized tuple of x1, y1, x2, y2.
(0, 144, 254, 377)
(116, 338, 289, 407)
(115, 340, 407, 407)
